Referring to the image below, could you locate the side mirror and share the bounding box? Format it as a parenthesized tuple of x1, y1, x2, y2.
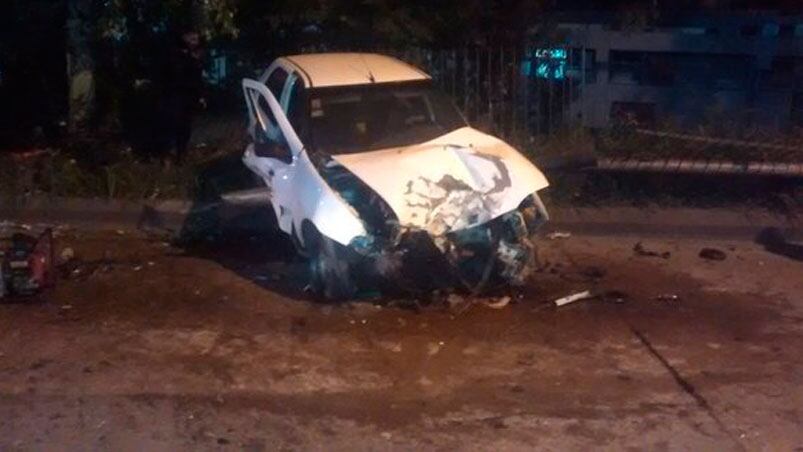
(254, 141, 293, 164)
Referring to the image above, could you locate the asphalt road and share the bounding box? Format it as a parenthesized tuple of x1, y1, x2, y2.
(0, 228, 801, 451)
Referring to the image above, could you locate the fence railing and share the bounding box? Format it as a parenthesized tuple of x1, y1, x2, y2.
(382, 46, 583, 146)
(380, 46, 803, 160)
(212, 45, 803, 161)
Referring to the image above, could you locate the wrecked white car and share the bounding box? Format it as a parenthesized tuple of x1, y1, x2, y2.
(241, 53, 549, 299)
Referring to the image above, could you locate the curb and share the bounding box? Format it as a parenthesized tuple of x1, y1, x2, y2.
(1, 196, 799, 241)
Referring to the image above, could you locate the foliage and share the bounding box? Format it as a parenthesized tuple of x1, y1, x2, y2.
(98, 0, 239, 43)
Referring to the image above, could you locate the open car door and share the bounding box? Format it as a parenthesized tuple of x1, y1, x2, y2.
(241, 78, 304, 187)
(241, 78, 307, 235)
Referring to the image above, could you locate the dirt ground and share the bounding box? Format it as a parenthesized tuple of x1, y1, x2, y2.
(0, 226, 801, 451)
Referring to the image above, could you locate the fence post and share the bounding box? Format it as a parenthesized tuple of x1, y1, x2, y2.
(487, 47, 493, 133)
(524, 46, 530, 142)
(463, 46, 469, 117)
(499, 45, 505, 138)
(451, 49, 457, 98)
(581, 46, 586, 128)
(512, 46, 518, 140)
(475, 46, 480, 122)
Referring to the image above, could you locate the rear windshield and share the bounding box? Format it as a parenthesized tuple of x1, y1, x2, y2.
(307, 82, 467, 155)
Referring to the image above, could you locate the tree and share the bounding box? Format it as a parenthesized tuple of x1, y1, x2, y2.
(66, 0, 95, 135)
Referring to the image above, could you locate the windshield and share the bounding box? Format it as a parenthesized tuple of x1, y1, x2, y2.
(307, 82, 467, 155)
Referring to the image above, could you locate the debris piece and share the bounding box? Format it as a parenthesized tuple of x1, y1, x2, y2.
(61, 304, 73, 310)
(484, 296, 511, 309)
(427, 342, 441, 355)
(446, 293, 464, 307)
(380, 432, 392, 440)
(655, 294, 680, 303)
(699, 248, 727, 261)
(633, 242, 671, 259)
(546, 231, 572, 240)
(601, 290, 629, 304)
(59, 247, 75, 263)
(554, 290, 592, 307)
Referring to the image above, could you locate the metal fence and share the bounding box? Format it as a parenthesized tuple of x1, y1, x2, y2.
(383, 46, 582, 146)
(208, 45, 803, 162)
(381, 46, 803, 161)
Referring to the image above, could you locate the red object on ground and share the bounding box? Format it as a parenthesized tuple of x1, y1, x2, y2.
(29, 228, 56, 288)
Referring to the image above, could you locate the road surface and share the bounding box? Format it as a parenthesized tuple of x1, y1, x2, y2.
(1, 228, 801, 451)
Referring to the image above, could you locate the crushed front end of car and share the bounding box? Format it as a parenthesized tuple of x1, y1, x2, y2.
(311, 132, 550, 295)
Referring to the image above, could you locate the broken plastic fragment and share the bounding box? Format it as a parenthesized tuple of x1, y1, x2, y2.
(484, 296, 511, 309)
(554, 290, 592, 307)
(655, 294, 680, 303)
(601, 290, 628, 304)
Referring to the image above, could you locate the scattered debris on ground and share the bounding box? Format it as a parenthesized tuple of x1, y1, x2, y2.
(655, 294, 681, 303)
(59, 247, 75, 263)
(546, 231, 572, 240)
(484, 296, 511, 309)
(633, 242, 671, 259)
(699, 247, 727, 261)
(601, 290, 629, 304)
(554, 290, 592, 307)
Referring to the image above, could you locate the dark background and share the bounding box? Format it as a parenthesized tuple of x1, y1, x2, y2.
(1, 0, 799, 152)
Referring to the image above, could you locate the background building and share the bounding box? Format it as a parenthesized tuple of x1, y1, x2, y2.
(552, 12, 803, 131)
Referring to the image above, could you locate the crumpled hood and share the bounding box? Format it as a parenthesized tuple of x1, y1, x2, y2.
(332, 127, 549, 235)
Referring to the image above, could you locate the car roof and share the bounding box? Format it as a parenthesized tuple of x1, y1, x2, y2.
(279, 53, 431, 89)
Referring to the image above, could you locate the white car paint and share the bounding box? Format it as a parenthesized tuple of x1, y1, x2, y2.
(273, 53, 430, 88)
(242, 80, 367, 246)
(332, 127, 549, 236)
(241, 53, 549, 249)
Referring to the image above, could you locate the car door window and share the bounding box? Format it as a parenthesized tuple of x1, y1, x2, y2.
(242, 78, 303, 163)
(285, 73, 307, 140)
(257, 68, 289, 143)
(266, 68, 288, 100)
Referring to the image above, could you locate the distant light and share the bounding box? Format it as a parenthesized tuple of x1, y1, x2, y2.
(521, 48, 567, 80)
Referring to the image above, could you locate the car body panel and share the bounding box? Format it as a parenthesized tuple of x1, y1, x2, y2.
(241, 79, 367, 246)
(278, 53, 430, 88)
(240, 53, 550, 292)
(332, 127, 549, 236)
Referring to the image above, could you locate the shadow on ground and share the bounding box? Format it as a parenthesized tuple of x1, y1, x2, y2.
(168, 153, 315, 301)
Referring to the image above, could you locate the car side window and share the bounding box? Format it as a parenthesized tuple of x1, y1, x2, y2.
(246, 74, 293, 163)
(285, 74, 306, 139)
(256, 68, 289, 149)
(266, 68, 288, 100)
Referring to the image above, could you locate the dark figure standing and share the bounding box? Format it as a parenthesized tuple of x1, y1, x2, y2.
(161, 31, 205, 164)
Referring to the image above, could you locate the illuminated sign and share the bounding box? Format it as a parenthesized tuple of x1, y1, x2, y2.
(521, 48, 567, 80)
